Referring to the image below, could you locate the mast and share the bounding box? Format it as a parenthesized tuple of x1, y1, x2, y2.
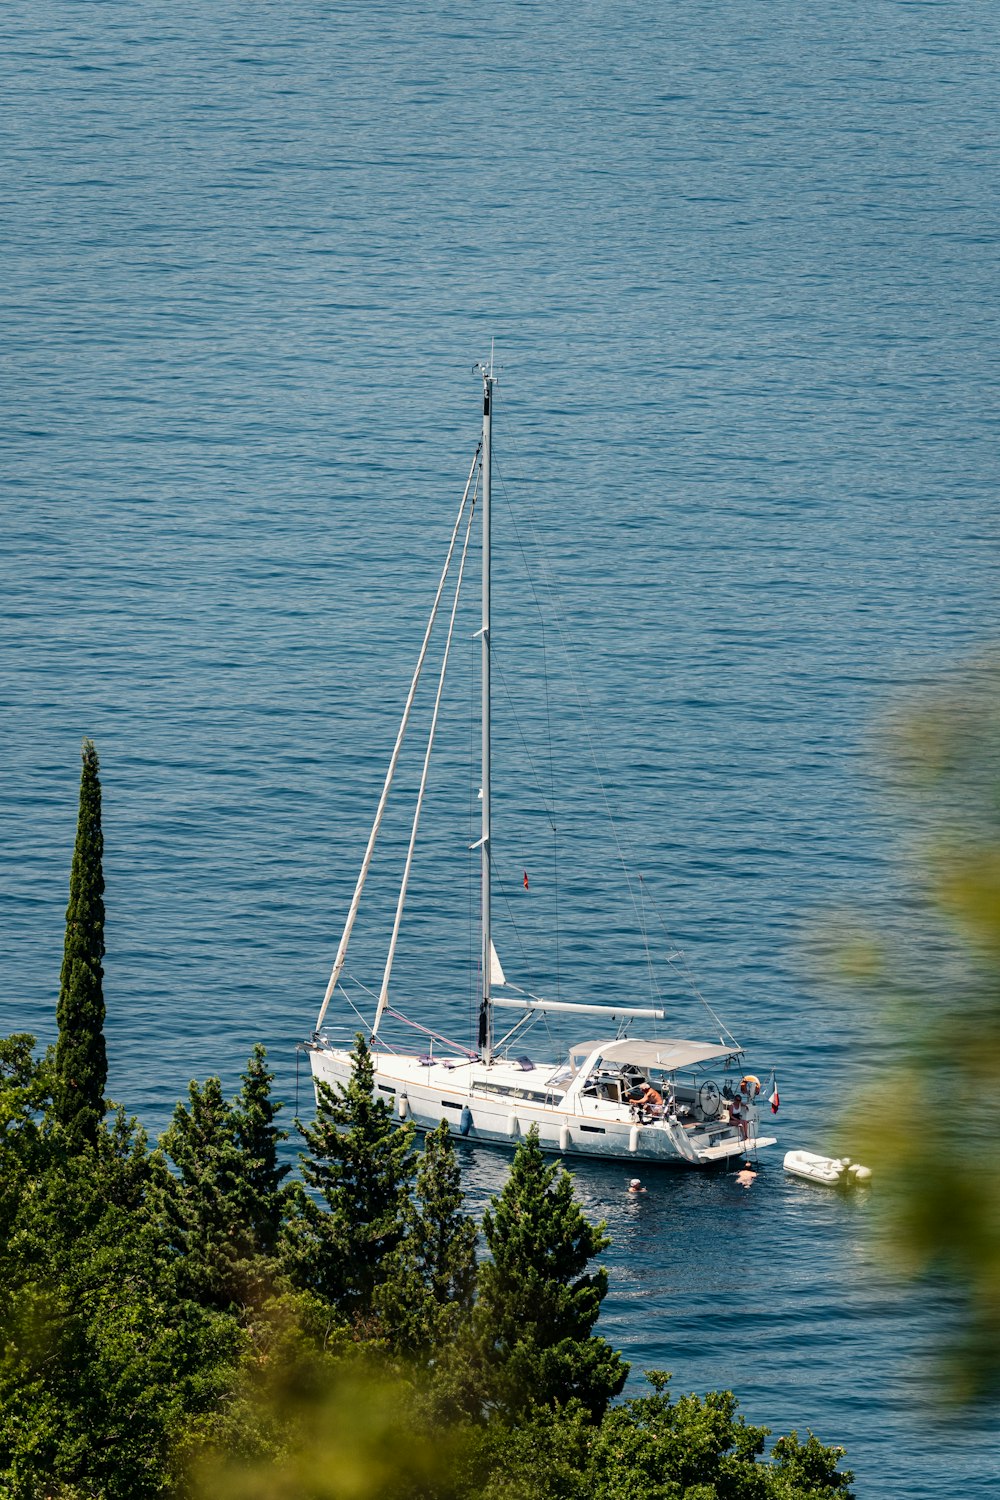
(477, 354, 495, 1063)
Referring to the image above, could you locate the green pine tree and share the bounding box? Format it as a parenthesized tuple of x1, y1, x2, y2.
(231, 1044, 292, 1259)
(154, 1075, 259, 1312)
(376, 1119, 477, 1356)
(288, 1035, 416, 1327)
(154, 1049, 294, 1315)
(471, 1127, 627, 1422)
(52, 738, 107, 1145)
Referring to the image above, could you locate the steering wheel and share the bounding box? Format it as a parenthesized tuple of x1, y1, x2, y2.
(699, 1080, 721, 1117)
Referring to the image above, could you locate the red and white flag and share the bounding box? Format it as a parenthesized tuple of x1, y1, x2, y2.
(768, 1078, 780, 1115)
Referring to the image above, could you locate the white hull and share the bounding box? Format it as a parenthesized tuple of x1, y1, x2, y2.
(309, 1043, 777, 1169)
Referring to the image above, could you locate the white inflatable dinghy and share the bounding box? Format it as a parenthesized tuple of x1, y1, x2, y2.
(784, 1149, 872, 1186)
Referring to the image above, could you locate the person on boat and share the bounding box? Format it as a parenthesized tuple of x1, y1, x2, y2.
(628, 1081, 664, 1119)
(628, 1178, 647, 1194)
(729, 1091, 749, 1140)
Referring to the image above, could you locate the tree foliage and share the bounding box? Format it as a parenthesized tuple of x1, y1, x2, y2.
(153, 1048, 293, 1316)
(0, 1099, 239, 1500)
(52, 738, 107, 1145)
(0, 748, 855, 1495)
(375, 1118, 478, 1358)
(840, 661, 1000, 1401)
(2, 1025, 853, 1499)
(186, 1368, 855, 1500)
(471, 1126, 627, 1421)
(287, 1034, 416, 1325)
(154, 1075, 260, 1313)
(0, 1033, 51, 1240)
(584, 1374, 853, 1499)
(232, 1043, 292, 1259)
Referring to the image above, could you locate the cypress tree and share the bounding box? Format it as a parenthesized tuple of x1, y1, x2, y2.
(473, 1127, 628, 1421)
(53, 738, 107, 1145)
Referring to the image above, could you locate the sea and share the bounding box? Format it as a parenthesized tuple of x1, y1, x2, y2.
(2, 2, 999, 1493)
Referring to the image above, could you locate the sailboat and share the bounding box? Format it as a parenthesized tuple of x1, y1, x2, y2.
(308, 358, 777, 1168)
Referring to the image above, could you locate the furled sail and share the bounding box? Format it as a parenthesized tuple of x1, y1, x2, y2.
(489, 941, 507, 988)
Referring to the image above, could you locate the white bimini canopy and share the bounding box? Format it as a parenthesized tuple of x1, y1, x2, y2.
(572, 1038, 742, 1072)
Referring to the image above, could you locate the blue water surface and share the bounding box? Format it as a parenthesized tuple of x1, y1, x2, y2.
(2, 3, 999, 1494)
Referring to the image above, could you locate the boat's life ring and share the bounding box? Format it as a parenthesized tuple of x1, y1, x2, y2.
(739, 1074, 761, 1098)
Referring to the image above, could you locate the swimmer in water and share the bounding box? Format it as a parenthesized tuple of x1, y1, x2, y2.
(628, 1178, 647, 1194)
(736, 1159, 757, 1187)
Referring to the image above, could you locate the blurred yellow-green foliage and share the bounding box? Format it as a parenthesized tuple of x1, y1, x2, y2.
(187, 1357, 469, 1500)
(844, 659, 1000, 1403)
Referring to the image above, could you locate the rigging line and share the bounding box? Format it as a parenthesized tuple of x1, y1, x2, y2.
(315, 440, 482, 1034)
(637, 873, 665, 1006)
(338, 983, 472, 1061)
(325, 982, 377, 1034)
(491, 424, 679, 1009)
(638, 873, 740, 1045)
(490, 984, 560, 1058)
(490, 647, 557, 826)
(488, 417, 644, 882)
(551, 815, 561, 1002)
(490, 855, 571, 1033)
(373, 468, 478, 1036)
(490, 457, 559, 823)
(489, 638, 564, 1002)
(339, 971, 380, 1003)
(493, 399, 723, 1029)
(494, 1007, 541, 1051)
(496, 996, 562, 1061)
(488, 460, 558, 817)
(467, 634, 477, 1048)
(488, 425, 651, 961)
(382, 1009, 478, 1059)
(490, 416, 562, 999)
(491, 854, 536, 978)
